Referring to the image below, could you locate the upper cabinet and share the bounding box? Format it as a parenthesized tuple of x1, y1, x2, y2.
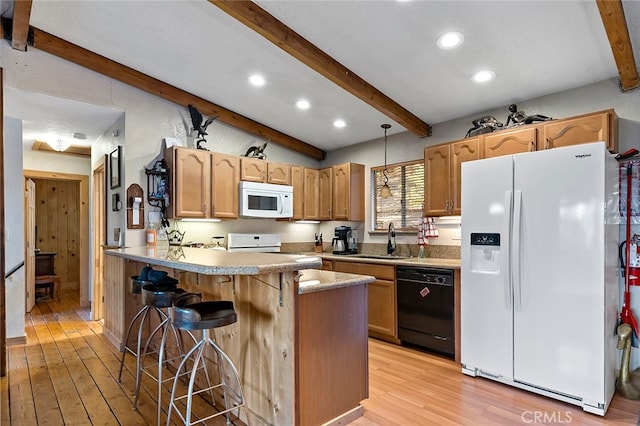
(333, 163, 365, 221)
(165, 147, 211, 218)
(303, 168, 320, 220)
(240, 157, 291, 184)
(542, 109, 618, 152)
(211, 153, 239, 219)
(267, 162, 291, 185)
(290, 165, 304, 220)
(482, 127, 537, 158)
(240, 157, 266, 182)
(424, 139, 479, 216)
(318, 167, 333, 221)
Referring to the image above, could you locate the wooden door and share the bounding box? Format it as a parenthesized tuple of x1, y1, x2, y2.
(450, 138, 479, 214)
(290, 166, 304, 220)
(240, 157, 266, 182)
(25, 178, 36, 312)
(211, 152, 239, 218)
(173, 148, 210, 218)
(303, 168, 319, 220)
(267, 162, 291, 185)
(424, 144, 451, 216)
(318, 167, 333, 220)
(91, 163, 105, 320)
(332, 164, 349, 221)
(483, 127, 536, 158)
(542, 110, 614, 150)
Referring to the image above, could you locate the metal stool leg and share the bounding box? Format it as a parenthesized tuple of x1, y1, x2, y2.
(117, 305, 150, 383)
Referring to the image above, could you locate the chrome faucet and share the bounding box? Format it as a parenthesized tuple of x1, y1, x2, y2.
(387, 222, 396, 256)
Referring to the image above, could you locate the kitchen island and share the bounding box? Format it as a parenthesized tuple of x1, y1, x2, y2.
(103, 246, 373, 426)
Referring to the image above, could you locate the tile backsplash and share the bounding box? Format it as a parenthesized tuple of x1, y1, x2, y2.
(280, 242, 460, 259)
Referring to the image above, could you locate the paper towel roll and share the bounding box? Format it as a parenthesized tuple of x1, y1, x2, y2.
(132, 197, 142, 225)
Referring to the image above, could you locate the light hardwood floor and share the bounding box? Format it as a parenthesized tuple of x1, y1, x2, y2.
(1, 291, 639, 425)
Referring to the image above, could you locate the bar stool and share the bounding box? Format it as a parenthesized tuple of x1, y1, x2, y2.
(135, 284, 204, 425)
(166, 299, 247, 426)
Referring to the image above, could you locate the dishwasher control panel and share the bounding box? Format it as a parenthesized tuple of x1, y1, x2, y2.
(396, 266, 453, 285)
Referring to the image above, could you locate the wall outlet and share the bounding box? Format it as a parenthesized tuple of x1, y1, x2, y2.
(452, 228, 461, 240)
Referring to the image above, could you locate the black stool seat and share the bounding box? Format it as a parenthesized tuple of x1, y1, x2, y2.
(142, 284, 184, 308)
(173, 301, 237, 330)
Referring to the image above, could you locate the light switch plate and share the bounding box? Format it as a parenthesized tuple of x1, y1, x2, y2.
(452, 228, 461, 240)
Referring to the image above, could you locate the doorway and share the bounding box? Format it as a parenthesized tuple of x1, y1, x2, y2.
(23, 170, 89, 308)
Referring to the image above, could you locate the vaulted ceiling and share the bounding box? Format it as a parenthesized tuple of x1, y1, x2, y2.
(1, 0, 638, 160)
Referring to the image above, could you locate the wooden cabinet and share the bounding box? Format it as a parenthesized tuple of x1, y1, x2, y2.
(165, 147, 211, 218)
(240, 157, 291, 184)
(332, 163, 365, 221)
(333, 261, 397, 342)
(424, 138, 479, 216)
(290, 165, 304, 220)
(482, 127, 537, 158)
(303, 168, 319, 220)
(211, 152, 239, 218)
(240, 157, 266, 182)
(542, 109, 618, 152)
(267, 162, 291, 185)
(318, 167, 333, 221)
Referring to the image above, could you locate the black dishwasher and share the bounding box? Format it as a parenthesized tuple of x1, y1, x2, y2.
(396, 266, 454, 357)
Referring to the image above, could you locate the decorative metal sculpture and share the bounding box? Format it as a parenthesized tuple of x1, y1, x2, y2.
(187, 104, 218, 150)
(505, 104, 552, 127)
(243, 140, 268, 160)
(465, 115, 503, 138)
(616, 323, 640, 400)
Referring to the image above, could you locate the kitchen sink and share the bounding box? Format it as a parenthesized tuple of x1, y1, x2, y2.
(346, 254, 411, 260)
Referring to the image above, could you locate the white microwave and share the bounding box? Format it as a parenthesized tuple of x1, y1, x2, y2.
(239, 181, 293, 218)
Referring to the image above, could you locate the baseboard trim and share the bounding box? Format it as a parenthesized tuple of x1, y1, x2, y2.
(321, 405, 364, 426)
(6, 336, 27, 346)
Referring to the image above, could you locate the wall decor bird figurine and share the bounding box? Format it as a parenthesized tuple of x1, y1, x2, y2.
(243, 140, 268, 160)
(187, 104, 217, 150)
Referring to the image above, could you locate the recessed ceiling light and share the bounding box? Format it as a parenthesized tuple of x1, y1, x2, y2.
(333, 119, 346, 128)
(248, 74, 266, 87)
(295, 99, 311, 110)
(471, 70, 495, 83)
(437, 32, 464, 50)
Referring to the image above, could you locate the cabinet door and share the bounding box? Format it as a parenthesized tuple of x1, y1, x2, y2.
(333, 163, 365, 221)
(290, 166, 304, 220)
(542, 111, 615, 151)
(240, 157, 266, 182)
(483, 127, 536, 158)
(450, 138, 479, 214)
(173, 148, 211, 218)
(368, 279, 397, 337)
(211, 153, 239, 218)
(267, 162, 291, 185)
(303, 168, 319, 220)
(424, 144, 451, 216)
(318, 167, 333, 221)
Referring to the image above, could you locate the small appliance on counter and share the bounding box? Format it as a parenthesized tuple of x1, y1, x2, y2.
(332, 226, 357, 255)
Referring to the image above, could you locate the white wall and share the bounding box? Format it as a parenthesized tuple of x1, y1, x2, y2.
(4, 117, 25, 339)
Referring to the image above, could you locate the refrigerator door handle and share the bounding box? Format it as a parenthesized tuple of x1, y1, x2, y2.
(503, 190, 513, 310)
(512, 190, 523, 310)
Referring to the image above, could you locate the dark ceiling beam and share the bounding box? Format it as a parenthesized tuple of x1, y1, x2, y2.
(1, 20, 325, 160)
(596, 0, 640, 91)
(11, 0, 32, 51)
(211, 0, 431, 138)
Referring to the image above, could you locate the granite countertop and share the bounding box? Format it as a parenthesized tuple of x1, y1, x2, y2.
(304, 252, 461, 269)
(297, 269, 375, 294)
(105, 246, 322, 275)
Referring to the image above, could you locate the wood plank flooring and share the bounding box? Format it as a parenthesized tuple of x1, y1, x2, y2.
(1, 291, 639, 425)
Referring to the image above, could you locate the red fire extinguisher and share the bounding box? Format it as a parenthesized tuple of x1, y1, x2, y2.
(620, 235, 640, 286)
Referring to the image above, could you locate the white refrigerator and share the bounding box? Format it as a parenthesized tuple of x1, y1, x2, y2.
(460, 142, 619, 415)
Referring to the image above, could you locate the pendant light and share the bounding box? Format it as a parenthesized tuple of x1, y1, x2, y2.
(380, 124, 393, 198)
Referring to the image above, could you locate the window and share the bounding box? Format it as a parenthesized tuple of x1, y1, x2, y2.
(371, 160, 424, 231)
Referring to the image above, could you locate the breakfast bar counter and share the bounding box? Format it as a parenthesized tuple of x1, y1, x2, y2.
(104, 246, 374, 425)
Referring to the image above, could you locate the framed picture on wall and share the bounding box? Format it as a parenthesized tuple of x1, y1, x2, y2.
(110, 146, 122, 189)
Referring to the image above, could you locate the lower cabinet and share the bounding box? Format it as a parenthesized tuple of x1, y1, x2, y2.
(333, 261, 398, 343)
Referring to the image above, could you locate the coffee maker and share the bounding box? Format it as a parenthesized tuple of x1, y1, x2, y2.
(333, 226, 357, 254)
